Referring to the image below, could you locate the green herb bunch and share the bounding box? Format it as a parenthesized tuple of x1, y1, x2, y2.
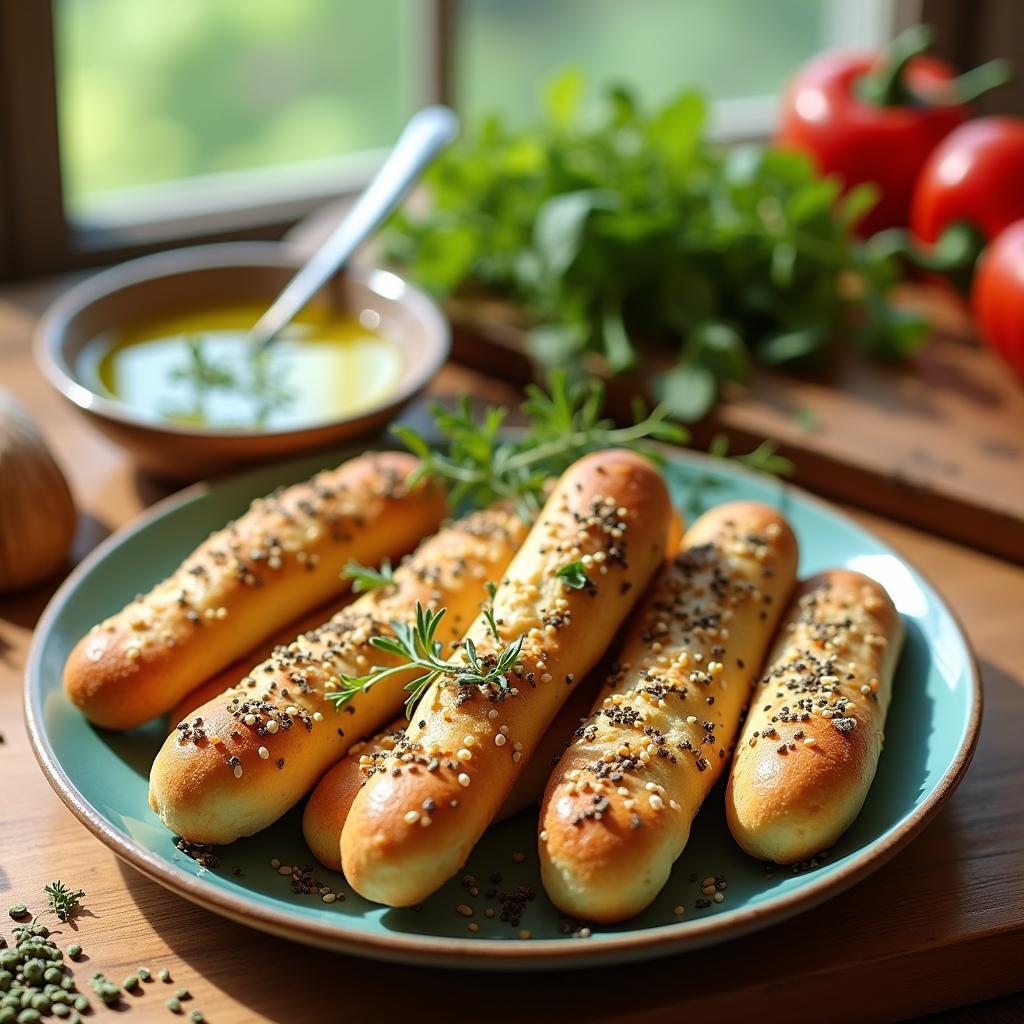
(386, 70, 927, 421)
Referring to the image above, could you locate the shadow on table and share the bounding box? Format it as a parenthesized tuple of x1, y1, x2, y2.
(0, 513, 112, 631)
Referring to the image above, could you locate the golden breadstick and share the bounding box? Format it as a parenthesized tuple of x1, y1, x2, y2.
(65, 452, 446, 729)
(538, 501, 798, 922)
(302, 671, 600, 871)
(148, 502, 530, 845)
(341, 449, 672, 906)
(726, 570, 903, 864)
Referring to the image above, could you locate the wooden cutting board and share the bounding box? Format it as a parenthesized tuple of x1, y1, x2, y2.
(446, 287, 1024, 563)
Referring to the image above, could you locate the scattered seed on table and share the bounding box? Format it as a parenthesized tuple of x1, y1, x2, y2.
(175, 988, 190, 999)
(166, 996, 182, 1013)
(6, 907, 26, 920)
(123, 975, 139, 991)
(159, 968, 171, 983)
(190, 1012, 205, 1023)
(65, 945, 81, 959)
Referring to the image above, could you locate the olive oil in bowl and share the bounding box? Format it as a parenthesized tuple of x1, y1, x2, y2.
(86, 305, 403, 432)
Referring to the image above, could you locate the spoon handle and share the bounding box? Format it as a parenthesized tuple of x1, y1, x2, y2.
(251, 105, 460, 350)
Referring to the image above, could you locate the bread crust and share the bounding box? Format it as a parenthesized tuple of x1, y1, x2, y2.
(725, 570, 903, 864)
(168, 599, 353, 724)
(538, 501, 798, 922)
(341, 449, 672, 906)
(65, 452, 446, 729)
(302, 672, 600, 871)
(148, 502, 530, 845)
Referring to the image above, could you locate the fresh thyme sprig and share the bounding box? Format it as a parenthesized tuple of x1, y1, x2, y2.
(481, 581, 501, 641)
(708, 433, 794, 477)
(393, 371, 792, 519)
(392, 370, 686, 518)
(682, 434, 794, 518)
(325, 601, 525, 720)
(555, 560, 594, 590)
(43, 880, 85, 923)
(342, 558, 396, 593)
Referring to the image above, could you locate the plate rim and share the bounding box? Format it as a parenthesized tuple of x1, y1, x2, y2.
(23, 447, 983, 969)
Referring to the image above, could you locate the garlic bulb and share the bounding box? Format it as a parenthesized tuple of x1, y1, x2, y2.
(0, 388, 76, 593)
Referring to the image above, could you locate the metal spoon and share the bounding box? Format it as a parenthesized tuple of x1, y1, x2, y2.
(249, 104, 460, 351)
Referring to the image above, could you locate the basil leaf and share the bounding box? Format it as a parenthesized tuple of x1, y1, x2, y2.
(555, 560, 593, 590)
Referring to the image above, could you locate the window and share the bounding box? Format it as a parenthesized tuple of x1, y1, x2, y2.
(55, 0, 425, 227)
(0, 0, 902, 278)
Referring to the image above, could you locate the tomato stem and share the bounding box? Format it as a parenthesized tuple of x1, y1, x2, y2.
(870, 222, 987, 293)
(947, 59, 1014, 104)
(857, 24, 933, 108)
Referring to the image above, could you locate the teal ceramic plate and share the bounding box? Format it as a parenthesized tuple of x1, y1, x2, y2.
(25, 446, 981, 968)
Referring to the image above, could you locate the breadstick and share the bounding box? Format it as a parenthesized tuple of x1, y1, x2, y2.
(148, 502, 530, 844)
(168, 599, 352, 725)
(341, 449, 672, 907)
(725, 570, 903, 864)
(65, 452, 446, 729)
(302, 671, 600, 871)
(538, 501, 798, 922)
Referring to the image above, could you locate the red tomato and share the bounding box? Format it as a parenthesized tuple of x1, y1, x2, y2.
(778, 51, 965, 236)
(911, 117, 1024, 244)
(972, 219, 1024, 379)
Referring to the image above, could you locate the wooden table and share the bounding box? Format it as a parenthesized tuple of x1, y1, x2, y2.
(2, 278, 1023, 1023)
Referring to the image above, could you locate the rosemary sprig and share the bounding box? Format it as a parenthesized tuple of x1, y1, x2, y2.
(392, 370, 686, 518)
(342, 558, 396, 593)
(325, 602, 525, 720)
(43, 880, 85, 923)
(555, 560, 593, 590)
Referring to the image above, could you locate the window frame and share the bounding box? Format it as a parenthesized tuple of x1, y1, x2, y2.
(1, 0, 912, 279)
